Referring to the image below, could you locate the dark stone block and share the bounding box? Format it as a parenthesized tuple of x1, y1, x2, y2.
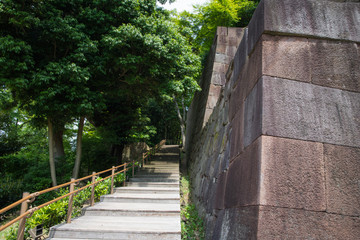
(310, 39, 360, 92)
(262, 76, 360, 148)
(230, 106, 244, 160)
(324, 144, 360, 216)
(258, 206, 360, 240)
(260, 136, 326, 211)
(244, 79, 263, 148)
(212, 207, 259, 240)
(225, 137, 261, 208)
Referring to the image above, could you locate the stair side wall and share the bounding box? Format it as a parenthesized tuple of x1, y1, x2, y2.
(186, 0, 360, 239)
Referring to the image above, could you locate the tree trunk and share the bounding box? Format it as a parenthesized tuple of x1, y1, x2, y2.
(110, 144, 124, 165)
(72, 116, 85, 179)
(173, 96, 186, 149)
(53, 128, 65, 161)
(48, 119, 57, 186)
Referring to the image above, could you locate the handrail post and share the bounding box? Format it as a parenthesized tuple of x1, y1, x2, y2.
(90, 172, 96, 206)
(110, 166, 115, 194)
(123, 163, 127, 187)
(132, 159, 135, 177)
(66, 178, 75, 223)
(17, 192, 29, 240)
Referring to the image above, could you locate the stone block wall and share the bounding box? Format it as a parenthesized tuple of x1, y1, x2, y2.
(185, 27, 244, 166)
(185, 0, 360, 239)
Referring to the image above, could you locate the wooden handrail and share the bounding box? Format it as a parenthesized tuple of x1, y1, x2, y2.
(0, 162, 126, 216)
(0, 140, 165, 238)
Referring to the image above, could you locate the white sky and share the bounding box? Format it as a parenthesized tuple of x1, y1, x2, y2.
(159, 0, 209, 13)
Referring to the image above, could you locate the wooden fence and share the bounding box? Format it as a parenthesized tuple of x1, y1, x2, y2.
(0, 140, 166, 240)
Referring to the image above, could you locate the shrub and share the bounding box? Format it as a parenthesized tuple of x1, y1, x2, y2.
(4, 172, 127, 239)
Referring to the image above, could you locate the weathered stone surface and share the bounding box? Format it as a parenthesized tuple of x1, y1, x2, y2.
(230, 106, 244, 160)
(205, 85, 222, 110)
(211, 72, 226, 86)
(227, 27, 245, 40)
(215, 53, 233, 65)
(260, 136, 326, 211)
(214, 172, 227, 210)
(225, 137, 261, 208)
(310, 39, 360, 92)
(258, 206, 360, 240)
(218, 35, 242, 47)
(231, 28, 248, 89)
(244, 80, 263, 148)
(262, 34, 312, 83)
(248, 0, 360, 54)
(213, 62, 229, 75)
(212, 207, 259, 240)
(262, 76, 360, 148)
(216, 45, 239, 57)
(229, 38, 262, 121)
(324, 144, 360, 216)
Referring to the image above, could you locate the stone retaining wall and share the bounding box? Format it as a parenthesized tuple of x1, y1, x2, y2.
(185, 0, 360, 239)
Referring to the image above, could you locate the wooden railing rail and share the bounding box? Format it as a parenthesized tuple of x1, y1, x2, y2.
(0, 140, 166, 239)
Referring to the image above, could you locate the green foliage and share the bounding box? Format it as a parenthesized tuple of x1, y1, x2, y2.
(190, 0, 260, 57)
(181, 204, 205, 240)
(4, 172, 127, 239)
(180, 176, 205, 240)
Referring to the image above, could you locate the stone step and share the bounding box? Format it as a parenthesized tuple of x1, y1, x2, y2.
(135, 173, 179, 178)
(125, 182, 179, 188)
(141, 167, 179, 172)
(48, 215, 180, 240)
(129, 177, 178, 183)
(143, 165, 179, 168)
(140, 169, 178, 172)
(114, 186, 179, 194)
(83, 202, 180, 216)
(100, 193, 180, 203)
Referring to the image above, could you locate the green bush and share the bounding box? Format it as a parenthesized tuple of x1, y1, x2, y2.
(4, 172, 127, 239)
(180, 176, 205, 240)
(181, 204, 205, 240)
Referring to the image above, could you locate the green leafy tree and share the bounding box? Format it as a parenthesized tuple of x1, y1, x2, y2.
(1, 0, 202, 186)
(192, 0, 259, 56)
(90, 2, 201, 153)
(0, 0, 102, 186)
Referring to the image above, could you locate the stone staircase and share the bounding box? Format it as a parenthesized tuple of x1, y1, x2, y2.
(47, 145, 181, 240)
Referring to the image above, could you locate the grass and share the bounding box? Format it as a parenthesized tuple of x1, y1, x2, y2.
(180, 175, 205, 240)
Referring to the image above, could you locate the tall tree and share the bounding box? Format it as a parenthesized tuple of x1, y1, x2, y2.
(1, 0, 202, 185)
(192, 0, 260, 56)
(1, 0, 101, 185)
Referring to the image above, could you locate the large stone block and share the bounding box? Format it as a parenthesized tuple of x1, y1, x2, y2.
(230, 106, 244, 160)
(211, 72, 226, 86)
(214, 53, 233, 65)
(310, 39, 360, 92)
(258, 206, 360, 240)
(262, 76, 360, 148)
(244, 80, 263, 148)
(214, 172, 227, 210)
(229, 38, 262, 121)
(206, 84, 222, 109)
(225, 137, 261, 208)
(248, 0, 360, 54)
(212, 207, 259, 240)
(262, 34, 312, 83)
(231, 28, 248, 86)
(213, 62, 229, 75)
(324, 144, 360, 216)
(260, 136, 326, 211)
